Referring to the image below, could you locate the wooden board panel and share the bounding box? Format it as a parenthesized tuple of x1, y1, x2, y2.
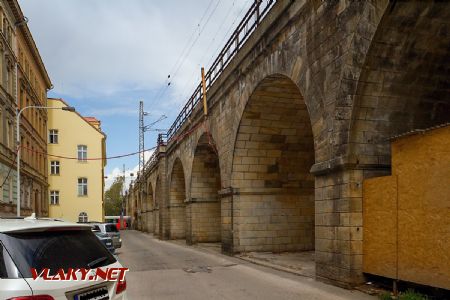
(363, 176, 397, 279)
(394, 127, 450, 290)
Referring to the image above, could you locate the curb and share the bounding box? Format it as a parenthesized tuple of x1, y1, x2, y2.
(236, 255, 315, 279)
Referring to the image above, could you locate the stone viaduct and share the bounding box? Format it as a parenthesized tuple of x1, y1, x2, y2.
(126, 0, 450, 287)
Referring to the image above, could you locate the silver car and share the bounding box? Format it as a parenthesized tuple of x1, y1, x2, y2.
(0, 217, 127, 299)
(92, 223, 122, 249)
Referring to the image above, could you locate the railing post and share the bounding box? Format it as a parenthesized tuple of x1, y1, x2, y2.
(256, 0, 262, 24)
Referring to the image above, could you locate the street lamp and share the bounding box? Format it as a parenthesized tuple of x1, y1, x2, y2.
(16, 105, 75, 217)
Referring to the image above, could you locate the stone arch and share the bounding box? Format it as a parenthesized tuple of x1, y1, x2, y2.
(231, 74, 315, 254)
(133, 190, 138, 229)
(135, 191, 141, 230)
(349, 1, 450, 167)
(187, 133, 222, 244)
(169, 158, 187, 239)
(146, 181, 154, 233)
(154, 176, 162, 237)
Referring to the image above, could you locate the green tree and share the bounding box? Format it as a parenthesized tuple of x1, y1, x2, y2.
(104, 177, 124, 216)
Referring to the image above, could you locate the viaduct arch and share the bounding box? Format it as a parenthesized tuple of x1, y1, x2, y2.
(128, 0, 450, 287)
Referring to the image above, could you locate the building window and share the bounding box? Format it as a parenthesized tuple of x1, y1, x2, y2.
(50, 190, 59, 205)
(78, 178, 88, 196)
(49, 129, 58, 144)
(8, 177, 13, 203)
(78, 212, 88, 223)
(77, 145, 87, 161)
(6, 120, 12, 149)
(50, 161, 60, 175)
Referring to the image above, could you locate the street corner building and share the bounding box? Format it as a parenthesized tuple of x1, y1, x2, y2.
(47, 98, 107, 223)
(0, 0, 52, 217)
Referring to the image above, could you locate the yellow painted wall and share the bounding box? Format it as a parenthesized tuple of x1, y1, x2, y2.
(363, 125, 450, 289)
(47, 98, 106, 223)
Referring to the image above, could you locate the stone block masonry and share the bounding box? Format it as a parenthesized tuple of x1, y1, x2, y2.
(128, 0, 450, 288)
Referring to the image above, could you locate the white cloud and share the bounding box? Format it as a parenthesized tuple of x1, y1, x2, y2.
(21, 0, 252, 101)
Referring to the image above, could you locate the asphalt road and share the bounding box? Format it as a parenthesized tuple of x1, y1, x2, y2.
(117, 230, 374, 300)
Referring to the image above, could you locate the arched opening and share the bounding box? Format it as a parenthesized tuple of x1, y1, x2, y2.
(349, 0, 450, 287)
(350, 1, 450, 165)
(169, 158, 186, 239)
(137, 193, 143, 231)
(78, 212, 88, 223)
(232, 74, 315, 273)
(188, 133, 221, 244)
(133, 196, 138, 229)
(154, 177, 162, 237)
(146, 182, 154, 233)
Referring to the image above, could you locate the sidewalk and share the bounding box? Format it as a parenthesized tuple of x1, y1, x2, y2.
(176, 241, 316, 278)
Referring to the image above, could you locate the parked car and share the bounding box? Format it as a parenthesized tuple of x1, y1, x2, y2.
(92, 226, 115, 254)
(0, 215, 127, 299)
(92, 223, 122, 249)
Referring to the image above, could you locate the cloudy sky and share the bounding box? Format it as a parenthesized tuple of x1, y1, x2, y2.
(20, 0, 251, 189)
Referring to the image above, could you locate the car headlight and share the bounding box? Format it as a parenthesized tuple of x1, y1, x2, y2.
(119, 239, 122, 243)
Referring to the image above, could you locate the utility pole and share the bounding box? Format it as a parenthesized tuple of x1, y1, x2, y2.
(138, 101, 167, 176)
(138, 101, 145, 178)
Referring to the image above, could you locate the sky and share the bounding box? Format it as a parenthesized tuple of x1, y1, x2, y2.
(19, 0, 252, 189)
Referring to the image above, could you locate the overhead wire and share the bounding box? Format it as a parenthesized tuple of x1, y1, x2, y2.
(180, 0, 252, 101)
(150, 0, 220, 106)
(169, 0, 222, 84)
(205, 0, 252, 69)
(178, 0, 240, 100)
(19, 145, 157, 161)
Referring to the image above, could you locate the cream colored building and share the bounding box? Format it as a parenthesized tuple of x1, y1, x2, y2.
(47, 98, 106, 222)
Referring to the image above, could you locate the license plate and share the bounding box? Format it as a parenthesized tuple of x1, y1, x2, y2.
(106, 243, 112, 246)
(74, 286, 109, 300)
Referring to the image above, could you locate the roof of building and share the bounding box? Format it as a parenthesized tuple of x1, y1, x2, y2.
(0, 217, 91, 233)
(389, 123, 450, 141)
(48, 98, 106, 138)
(83, 117, 100, 123)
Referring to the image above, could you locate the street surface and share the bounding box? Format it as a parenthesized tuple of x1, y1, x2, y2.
(117, 230, 374, 300)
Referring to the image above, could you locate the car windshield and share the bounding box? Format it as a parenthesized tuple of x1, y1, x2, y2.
(0, 229, 116, 277)
(105, 224, 118, 233)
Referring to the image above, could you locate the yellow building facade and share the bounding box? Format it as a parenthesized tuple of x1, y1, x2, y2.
(47, 98, 106, 223)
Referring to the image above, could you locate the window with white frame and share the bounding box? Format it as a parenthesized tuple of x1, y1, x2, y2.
(49, 129, 58, 144)
(78, 178, 88, 196)
(50, 190, 59, 205)
(77, 145, 87, 161)
(78, 212, 88, 223)
(50, 161, 60, 175)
